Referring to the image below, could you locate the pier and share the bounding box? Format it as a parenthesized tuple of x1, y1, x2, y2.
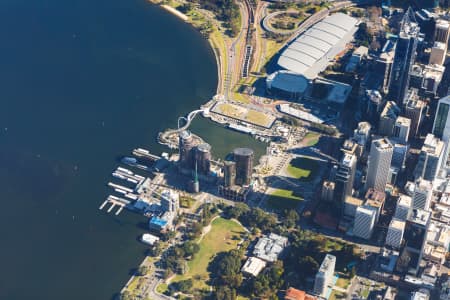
(99, 195, 130, 215)
(132, 148, 161, 162)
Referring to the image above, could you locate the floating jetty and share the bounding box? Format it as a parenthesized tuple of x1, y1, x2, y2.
(112, 167, 145, 185)
(99, 195, 131, 215)
(132, 148, 161, 162)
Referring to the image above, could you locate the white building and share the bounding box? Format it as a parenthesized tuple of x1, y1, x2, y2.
(386, 219, 406, 249)
(412, 178, 433, 211)
(353, 206, 377, 240)
(253, 233, 288, 262)
(434, 19, 450, 44)
(241, 257, 267, 277)
(414, 134, 445, 181)
(429, 42, 447, 65)
(277, 13, 358, 80)
(365, 138, 394, 192)
(395, 194, 412, 221)
(411, 289, 430, 300)
(393, 116, 411, 144)
(314, 254, 336, 297)
(433, 95, 450, 170)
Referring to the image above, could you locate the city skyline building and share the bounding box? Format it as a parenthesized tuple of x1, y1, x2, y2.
(365, 138, 394, 192)
(389, 8, 420, 105)
(386, 218, 406, 249)
(313, 254, 336, 297)
(353, 206, 377, 240)
(233, 148, 254, 186)
(334, 153, 357, 207)
(414, 134, 445, 181)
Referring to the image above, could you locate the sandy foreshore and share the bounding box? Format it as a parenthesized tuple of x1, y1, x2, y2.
(161, 5, 188, 21)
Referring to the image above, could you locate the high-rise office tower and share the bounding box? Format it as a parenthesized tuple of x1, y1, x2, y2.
(391, 142, 408, 170)
(195, 143, 211, 175)
(321, 181, 335, 203)
(223, 161, 236, 187)
(233, 148, 254, 186)
(179, 130, 195, 169)
(375, 39, 396, 94)
(395, 194, 412, 221)
(433, 95, 450, 141)
(353, 206, 377, 240)
(334, 153, 357, 206)
(412, 178, 433, 211)
(414, 134, 445, 181)
(379, 101, 401, 136)
(404, 209, 431, 275)
(353, 122, 371, 157)
(365, 138, 394, 192)
(386, 219, 406, 249)
(429, 41, 447, 65)
(389, 8, 420, 105)
(313, 254, 336, 297)
(404, 89, 426, 138)
(434, 19, 450, 44)
(392, 116, 411, 144)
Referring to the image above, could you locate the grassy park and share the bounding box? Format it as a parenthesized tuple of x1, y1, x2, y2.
(173, 217, 246, 290)
(286, 157, 319, 181)
(268, 188, 303, 209)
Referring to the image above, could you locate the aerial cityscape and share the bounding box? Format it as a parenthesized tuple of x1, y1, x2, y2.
(93, 0, 450, 299)
(4, 0, 450, 299)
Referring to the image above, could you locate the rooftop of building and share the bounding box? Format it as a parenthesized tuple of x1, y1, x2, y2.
(409, 209, 431, 226)
(423, 133, 443, 150)
(436, 18, 450, 29)
(398, 194, 412, 207)
(241, 256, 267, 277)
(233, 147, 254, 157)
(433, 41, 447, 50)
(253, 233, 288, 262)
(396, 116, 411, 126)
(266, 70, 309, 94)
(285, 287, 317, 300)
(319, 254, 336, 273)
(341, 139, 357, 154)
(415, 178, 433, 191)
(390, 218, 406, 230)
(277, 13, 358, 79)
(381, 101, 401, 119)
(365, 188, 386, 204)
(373, 138, 393, 150)
(323, 181, 335, 189)
(341, 153, 356, 167)
(426, 220, 449, 245)
(357, 205, 377, 217)
(345, 196, 363, 206)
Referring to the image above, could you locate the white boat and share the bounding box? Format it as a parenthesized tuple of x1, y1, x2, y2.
(140, 233, 159, 246)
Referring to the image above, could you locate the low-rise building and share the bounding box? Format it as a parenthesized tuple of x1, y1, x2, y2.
(253, 233, 288, 262)
(241, 257, 266, 277)
(285, 288, 317, 300)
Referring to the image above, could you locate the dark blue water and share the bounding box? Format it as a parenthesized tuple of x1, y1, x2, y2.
(0, 0, 264, 299)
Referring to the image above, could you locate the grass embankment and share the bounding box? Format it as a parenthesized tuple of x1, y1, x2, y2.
(173, 217, 246, 290)
(268, 188, 303, 209)
(286, 157, 319, 181)
(303, 132, 320, 147)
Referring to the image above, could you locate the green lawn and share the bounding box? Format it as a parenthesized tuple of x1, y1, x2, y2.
(156, 283, 168, 294)
(287, 157, 319, 181)
(173, 217, 246, 290)
(267, 188, 303, 209)
(303, 132, 320, 146)
(329, 290, 346, 300)
(336, 277, 350, 289)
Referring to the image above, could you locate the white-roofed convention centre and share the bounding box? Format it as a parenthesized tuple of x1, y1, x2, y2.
(266, 13, 358, 100)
